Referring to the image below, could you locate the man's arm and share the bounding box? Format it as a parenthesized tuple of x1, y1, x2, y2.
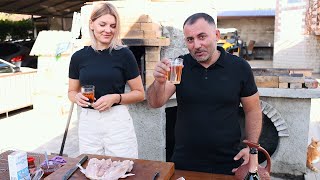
(241, 92, 262, 143)
(147, 80, 176, 108)
(146, 59, 176, 108)
(233, 92, 262, 173)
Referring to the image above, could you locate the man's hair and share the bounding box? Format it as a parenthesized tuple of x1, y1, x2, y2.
(183, 13, 216, 28)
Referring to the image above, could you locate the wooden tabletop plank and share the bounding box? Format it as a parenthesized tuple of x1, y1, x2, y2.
(0, 151, 234, 180)
(46, 154, 175, 180)
(170, 170, 234, 180)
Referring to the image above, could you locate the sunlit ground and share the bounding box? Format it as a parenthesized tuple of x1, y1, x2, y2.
(0, 98, 79, 157)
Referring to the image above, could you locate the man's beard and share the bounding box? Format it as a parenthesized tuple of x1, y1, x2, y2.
(191, 52, 210, 62)
(196, 57, 209, 62)
(191, 48, 214, 62)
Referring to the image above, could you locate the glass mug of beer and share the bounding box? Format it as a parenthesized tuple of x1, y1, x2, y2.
(81, 85, 95, 104)
(167, 58, 183, 84)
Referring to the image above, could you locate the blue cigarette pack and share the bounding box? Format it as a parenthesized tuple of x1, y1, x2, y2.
(8, 151, 31, 180)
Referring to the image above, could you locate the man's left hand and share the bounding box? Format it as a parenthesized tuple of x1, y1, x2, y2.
(232, 147, 250, 173)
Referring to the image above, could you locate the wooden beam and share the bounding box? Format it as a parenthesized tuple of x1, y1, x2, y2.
(29, 0, 73, 14)
(16, 0, 50, 11)
(58, 1, 86, 15)
(0, 0, 18, 9)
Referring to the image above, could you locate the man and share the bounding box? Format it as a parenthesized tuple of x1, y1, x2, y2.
(147, 12, 262, 175)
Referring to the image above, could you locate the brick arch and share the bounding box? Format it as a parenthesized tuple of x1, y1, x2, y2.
(260, 100, 289, 137)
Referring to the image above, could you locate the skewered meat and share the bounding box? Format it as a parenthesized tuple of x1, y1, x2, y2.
(79, 158, 134, 180)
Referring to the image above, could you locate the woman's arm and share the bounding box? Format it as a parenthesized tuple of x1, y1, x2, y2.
(68, 78, 80, 103)
(120, 75, 145, 104)
(68, 78, 90, 107)
(92, 75, 145, 112)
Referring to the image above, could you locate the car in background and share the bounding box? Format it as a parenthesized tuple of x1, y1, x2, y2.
(0, 40, 38, 69)
(0, 58, 20, 73)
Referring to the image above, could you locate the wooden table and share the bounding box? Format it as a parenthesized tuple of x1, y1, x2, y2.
(46, 154, 175, 180)
(170, 170, 234, 180)
(0, 151, 234, 180)
(46, 154, 234, 180)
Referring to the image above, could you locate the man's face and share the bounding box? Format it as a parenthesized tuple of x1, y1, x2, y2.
(183, 18, 220, 63)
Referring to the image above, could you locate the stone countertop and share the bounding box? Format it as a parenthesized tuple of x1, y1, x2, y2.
(167, 88, 320, 100)
(258, 88, 320, 98)
(0, 67, 37, 78)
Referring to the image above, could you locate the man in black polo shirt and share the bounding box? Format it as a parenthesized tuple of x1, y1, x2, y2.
(147, 13, 262, 175)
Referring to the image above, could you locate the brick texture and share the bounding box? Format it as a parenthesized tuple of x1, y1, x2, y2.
(274, 0, 320, 73)
(254, 76, 279, 88)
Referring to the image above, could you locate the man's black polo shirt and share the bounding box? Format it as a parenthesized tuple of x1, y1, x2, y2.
(172, 46, 258, 175)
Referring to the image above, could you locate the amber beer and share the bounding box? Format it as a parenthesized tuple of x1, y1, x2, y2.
(167, 58, 183, 84)
(83, 92, 94, 103)
(81, 85, 95, 104)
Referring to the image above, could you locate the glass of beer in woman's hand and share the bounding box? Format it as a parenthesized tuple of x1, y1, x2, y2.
(81, 85, 95, 104)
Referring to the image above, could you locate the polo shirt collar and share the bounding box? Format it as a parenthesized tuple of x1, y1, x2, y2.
(215, 46, 227, 68)
(190, 46, 227, 69)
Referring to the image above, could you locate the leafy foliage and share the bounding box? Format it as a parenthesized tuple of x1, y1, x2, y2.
(0, 19, 33, 41)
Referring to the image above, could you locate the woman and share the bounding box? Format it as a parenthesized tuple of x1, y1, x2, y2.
(68, 2, 145, 158)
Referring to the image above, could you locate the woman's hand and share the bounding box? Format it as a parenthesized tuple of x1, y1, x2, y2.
(92, 94, 119, 112)
(75, 92, 91, 107)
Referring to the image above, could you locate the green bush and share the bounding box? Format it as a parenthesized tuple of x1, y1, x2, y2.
(0, 19, 33, 41)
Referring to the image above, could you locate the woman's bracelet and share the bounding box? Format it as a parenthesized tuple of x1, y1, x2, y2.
(118, 94, 122, 104)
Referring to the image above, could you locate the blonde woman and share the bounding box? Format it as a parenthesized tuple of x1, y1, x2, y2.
(68, 2, 144, 158)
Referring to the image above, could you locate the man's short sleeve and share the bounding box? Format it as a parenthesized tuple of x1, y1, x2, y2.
(240, 60, 258, 97)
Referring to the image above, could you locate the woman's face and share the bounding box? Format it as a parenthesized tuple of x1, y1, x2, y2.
(90, 14, 116, 48)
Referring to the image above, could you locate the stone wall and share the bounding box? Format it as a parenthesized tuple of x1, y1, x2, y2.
(260, 96, 310, 175)
(274, 0, 320, 73)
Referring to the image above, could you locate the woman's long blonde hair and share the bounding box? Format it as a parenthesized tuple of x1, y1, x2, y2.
(89, 2, 123, 52)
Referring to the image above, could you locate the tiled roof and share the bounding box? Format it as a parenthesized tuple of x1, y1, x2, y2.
(218, 9, 275, 17)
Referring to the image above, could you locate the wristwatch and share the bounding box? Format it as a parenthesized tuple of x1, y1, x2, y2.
(249, 147, 258, 154)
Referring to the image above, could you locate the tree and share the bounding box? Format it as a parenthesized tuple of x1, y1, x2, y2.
(0, 19, 33, 41)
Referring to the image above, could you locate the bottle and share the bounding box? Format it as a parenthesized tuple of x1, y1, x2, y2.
(244, 147, 260, 180)
(27, 156, 36, 175)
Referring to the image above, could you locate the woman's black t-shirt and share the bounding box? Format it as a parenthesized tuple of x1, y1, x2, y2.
(69, 46, 139, 100)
